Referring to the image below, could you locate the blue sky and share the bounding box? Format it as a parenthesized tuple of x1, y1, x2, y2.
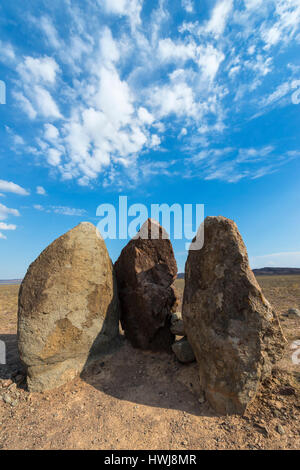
(0, 0, 300, 278)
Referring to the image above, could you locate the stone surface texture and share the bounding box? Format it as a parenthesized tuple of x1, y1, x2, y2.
(115, 219, 178, 352)
(183, 216, 286, 415)
(18, 222, 120, 391)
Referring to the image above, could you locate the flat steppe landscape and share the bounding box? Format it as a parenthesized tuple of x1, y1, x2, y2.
(0, 276, 299, 450)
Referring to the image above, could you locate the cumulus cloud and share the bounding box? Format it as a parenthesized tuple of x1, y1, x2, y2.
(44, 123, 59, 141)
(47, 148, 62, 166)
(18, 56, 60, 84)
(0, 203, 20, 220)
(150, 71, 197, 119)
(197, 44, 225, 80)
(15, 55, 61, 119)
(5, 0, 300, 188)
(36, 186, 46, 195)
(158, 38, 196, 63)
(0, 180, 29, 196)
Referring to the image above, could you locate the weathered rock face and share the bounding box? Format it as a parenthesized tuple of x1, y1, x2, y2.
(183, 216, 286, 415)
(18, 222, 120, 392)
(115, 219, 178, 352)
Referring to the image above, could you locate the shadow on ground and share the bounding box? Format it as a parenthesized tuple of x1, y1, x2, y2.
(0, 331, 212, 417)
(0, 334, 24, 380)
(81, 336, 211, 418)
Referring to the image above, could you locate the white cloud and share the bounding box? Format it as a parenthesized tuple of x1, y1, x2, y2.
(7, 0, 300, 189)
(47, 148, 62, 166)
(40, 16, 60, 49)
(5, 126, 25, 147)
(150, 134, 161, 148)
(206, 0, 233, 37)
(138, 107, 154, 125)
(102, 0, 143, 29)
(34, 86, 62, 119)
(44, 123, 59, 141)
(51, 206, 87, 216)
(36, 186, 46, 195)
(0, 222, 17, 230)
(0, 40, 16, 63)
(0, 233, 7, 240)
(18, 56, 60, 85)
(13, 92, 37, 119)
(245, 54, 273, 76)
(14, 86, 62, 120)
(197, 45, 225, 80)
(95, 67, 134, 126)
(15, 55, 61, 119)
(182, 0, 194, 13)
(99, 27, 120, 65)
(158, 38, 195, 63)
(150, 70, 197, 118)
(186, 145, 299, 183)
(0, 203, 20, 221)
(262, 25, 281, 48)
(244, 0, 264, 10)
(33, 204, 86, 216)
(260, 81, 292, 108)
(0, 180, 29, 196)
(260, 0, 300, 49)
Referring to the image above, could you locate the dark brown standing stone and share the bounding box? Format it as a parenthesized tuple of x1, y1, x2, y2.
(115, 219, 178, 352)
(183, 216, 286, 415)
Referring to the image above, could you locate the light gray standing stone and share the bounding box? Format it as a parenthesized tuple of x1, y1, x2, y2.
(18, 222, 120, 392)
(183, 216, 286, 415)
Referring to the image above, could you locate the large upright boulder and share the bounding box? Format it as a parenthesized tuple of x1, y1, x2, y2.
(18, 222, 120, 392)
(183, 216, 285, 415)
(115, 219, 178, 352)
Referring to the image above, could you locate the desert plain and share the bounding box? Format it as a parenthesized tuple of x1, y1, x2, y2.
(0, 276, 299, 450)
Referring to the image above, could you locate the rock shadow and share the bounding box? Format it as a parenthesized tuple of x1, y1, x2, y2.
(81, 337, 214, 418)
(0, 333, 24, 380)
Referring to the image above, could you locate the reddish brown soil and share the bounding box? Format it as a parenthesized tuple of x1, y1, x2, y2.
(0, 278, 299, 450)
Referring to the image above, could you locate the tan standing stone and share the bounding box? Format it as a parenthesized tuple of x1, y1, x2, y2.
(18, 222, 120, 391)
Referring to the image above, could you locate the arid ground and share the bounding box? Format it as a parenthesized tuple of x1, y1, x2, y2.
(0, 276, 299, 450)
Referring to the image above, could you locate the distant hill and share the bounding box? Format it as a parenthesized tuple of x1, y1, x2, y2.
(252, 267, 300, 276)
(0, 279, 22, 285)
(177, 268, 300, 279)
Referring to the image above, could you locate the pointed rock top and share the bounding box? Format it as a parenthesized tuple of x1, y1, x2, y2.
(133, 218, 170, 240)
